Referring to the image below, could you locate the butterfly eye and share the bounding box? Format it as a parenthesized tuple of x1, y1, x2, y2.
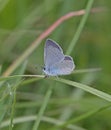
(43, 67, 46, 70)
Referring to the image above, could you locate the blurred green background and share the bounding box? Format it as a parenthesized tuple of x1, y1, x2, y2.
(0, 0, 111, 130)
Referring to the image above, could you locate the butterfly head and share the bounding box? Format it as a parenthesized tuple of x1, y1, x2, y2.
(42, 66, 48, 75)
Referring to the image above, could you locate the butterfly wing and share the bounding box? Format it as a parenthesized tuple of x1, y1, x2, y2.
(44, 39, 64, 68)
(50, 56, 75, 75)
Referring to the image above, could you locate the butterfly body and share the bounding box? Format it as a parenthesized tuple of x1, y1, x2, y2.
(43, 39, 75, 76)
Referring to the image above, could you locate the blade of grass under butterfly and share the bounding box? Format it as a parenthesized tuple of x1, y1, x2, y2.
(53, 78, 111, 102)
(0, 75, 44, 82)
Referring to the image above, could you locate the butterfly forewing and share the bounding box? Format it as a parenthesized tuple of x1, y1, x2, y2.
(44, 39, 64, 68)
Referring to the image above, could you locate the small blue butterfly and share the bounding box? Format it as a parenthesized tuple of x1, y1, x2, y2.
(43, 39, 75, 76)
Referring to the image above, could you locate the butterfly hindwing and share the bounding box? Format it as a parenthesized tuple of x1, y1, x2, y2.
(49, 56, 75, 75)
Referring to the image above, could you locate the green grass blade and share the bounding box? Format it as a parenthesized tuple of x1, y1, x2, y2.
(54, 78, 111, 102)
(32, 83, 53, 130)
(66, 0, 94, 55)
(0, 75, 44, 82)
(51, 103, 111, 130)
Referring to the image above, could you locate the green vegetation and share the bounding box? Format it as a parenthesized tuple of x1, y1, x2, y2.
(0, 0, 111, 130)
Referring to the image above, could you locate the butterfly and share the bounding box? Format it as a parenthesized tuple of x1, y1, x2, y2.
(43, 39, 75, 76)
